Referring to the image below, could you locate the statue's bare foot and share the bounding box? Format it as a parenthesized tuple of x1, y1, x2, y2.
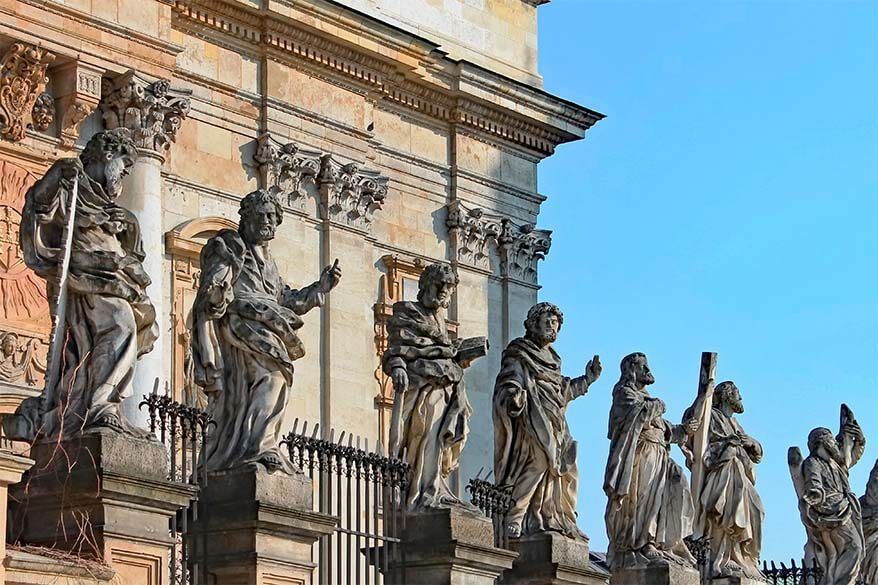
(641, 544, 662, 561)
(92, 413, 124, 431)
(506, 522, 522, 538)
(259, 453, 283, 472)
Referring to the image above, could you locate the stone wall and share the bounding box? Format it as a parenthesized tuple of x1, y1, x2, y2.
(0, 0, 601, 494)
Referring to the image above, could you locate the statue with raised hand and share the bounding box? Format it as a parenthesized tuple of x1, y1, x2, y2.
(492, 302, 600, 540)
(4, 129, 156, 440)
(788, 404, 866, 585)
(383, 262, 487, 511)
(192, 189, 341, 473)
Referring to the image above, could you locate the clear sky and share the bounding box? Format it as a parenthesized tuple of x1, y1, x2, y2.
(535, 0, 878, 563)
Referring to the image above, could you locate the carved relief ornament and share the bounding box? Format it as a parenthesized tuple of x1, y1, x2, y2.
(0, 42, 55, 142)
(254, 133, 321, 208)
(446, 201, 552, 283)
(318, 154, 389, 230)
(101, 70, 192, 153)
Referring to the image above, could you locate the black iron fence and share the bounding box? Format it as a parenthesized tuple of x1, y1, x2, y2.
(466, 470, 515, 549)
(761, 558, 823, 585)
(140, 392, 212, 585)
(281, 420, 409, 585)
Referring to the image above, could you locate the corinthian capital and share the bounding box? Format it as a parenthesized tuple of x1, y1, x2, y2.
(0, 43, 55, 142)
(100, 70, 191, 154)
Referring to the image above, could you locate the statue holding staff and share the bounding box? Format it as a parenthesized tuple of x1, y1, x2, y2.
(603, 352, 702, 571)
(4, 129, 156, 440)
(383, 262, 487, 511)
(492, 302, 601, 539)
(788, 404, 866, 585)
(191, 189, 341, 473)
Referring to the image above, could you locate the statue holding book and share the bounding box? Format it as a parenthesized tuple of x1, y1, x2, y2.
(383, 262, 487, 511)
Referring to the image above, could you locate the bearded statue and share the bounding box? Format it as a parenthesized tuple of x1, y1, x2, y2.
(4, 129, 157, 440)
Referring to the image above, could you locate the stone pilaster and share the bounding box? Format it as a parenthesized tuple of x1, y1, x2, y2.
(53, 60, 103, 148)
(10, 430, 196, 585)
(388, 507, 518, 585)
(100, 70, 191, 427)
(0, 449, 33, 584)
(191, 465, 337, 584)
(501, 533, 609, 585)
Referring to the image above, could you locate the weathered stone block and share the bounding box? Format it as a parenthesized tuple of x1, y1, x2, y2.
(610, 563, 701, 585)
(501, 532, 609, 585)
(711, 577, 766, 585)
(387, 507, 518, 585)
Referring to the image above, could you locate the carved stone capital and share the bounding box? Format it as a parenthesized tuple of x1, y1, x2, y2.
(100, 70, 191, 154)
(0, 42, 55, 142)
(253, 133, 321, 208)
(499, 221, 552, 283)
(318, 154, 388, 230)
(446, 201, 503, 269)
(53, 61, 103, 147)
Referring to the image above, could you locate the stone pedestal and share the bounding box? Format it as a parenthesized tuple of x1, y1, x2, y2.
(0, 449, 34, 584)
(712, 577, 765, 585)
(610, 563, 701, 585)
(501, 532, 609, 585)
(387, 507, 518, 585)
(192, 465, 336, 585)
(10, 430, 196, 585)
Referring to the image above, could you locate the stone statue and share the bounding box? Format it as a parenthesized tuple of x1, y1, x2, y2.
(693, 381, 764, 580)
(191, 189, 341, 473)
(4, 129, 157, 440)
(603, 352, 701, 571)
(492, 302, 601, 539)
(788, 404, 866, 585)
(861, 459, 878, 585)
(383, 262, 487, 511)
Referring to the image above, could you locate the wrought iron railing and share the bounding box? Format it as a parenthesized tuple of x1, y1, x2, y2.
(281, 420, 409, 585)
(466, 470, 515, 549)
(140, 392, 213, 585)
(683, 535, 711, 583)
(762, 558, 824, 585)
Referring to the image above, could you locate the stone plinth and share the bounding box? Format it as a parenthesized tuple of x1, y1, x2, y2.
(712, 577, 766, 585)
(501, 532, 609, 585)
(387, 507, 518, 585)
(192, 465, 336, 585)
(0, 449, 34, 584)
(10, 430, 196, 585)
(610, 563, 700, 585)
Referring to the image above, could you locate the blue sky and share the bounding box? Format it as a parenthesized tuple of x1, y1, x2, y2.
(536, 0, 878, 563)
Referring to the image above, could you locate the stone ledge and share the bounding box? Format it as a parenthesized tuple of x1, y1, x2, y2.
(610, 563, 700, 585)
(502, 532, 609, 585)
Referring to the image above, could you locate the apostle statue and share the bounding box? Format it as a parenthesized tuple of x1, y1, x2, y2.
(191, 189, 341, 473)
(383, 262, 487, 511)
(860, 459, 878, 585)
(492, 302, 601, 539)
(4, 129, 156, 440)
(788, 404, 866, 585)
(693, 381, 764, 580)
(603, 352, 701, 571)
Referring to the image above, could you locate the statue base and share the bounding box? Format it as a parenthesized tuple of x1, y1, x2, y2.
(10, 429, 196, 585)
(191, 465, 336, 585)
(501, 532, 609, 585)
(386, 507, 518, 585)
(712, 577, 766, 585)
(610, 563, 701, 585)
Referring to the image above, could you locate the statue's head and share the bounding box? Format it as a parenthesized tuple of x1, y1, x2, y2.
(808, 427, 843, 465)
(417, 262, 457, 310)
(0, 332, 17, 357)
(620, 352, 654, 387)
(714, 381, 744, 414)
(524, 302, 563, 346)
(239, 189, 283, 244)
(80, 129, 137, 199)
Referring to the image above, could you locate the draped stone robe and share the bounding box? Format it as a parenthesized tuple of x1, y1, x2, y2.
(192, 229, 323, 473)
(861, 461, 878, 584)
(604, 381, 695, 570)
(16, 157, 157, 438)
(382, 300, 471, 511)
(799, 452, 865, 585)
(699, 407, 764, 579)
(493, 336, 587, 539)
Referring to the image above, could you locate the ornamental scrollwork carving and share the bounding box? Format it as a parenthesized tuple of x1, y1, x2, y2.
(446, 201, 503, 268)
(100, 70, 192, 153)
(254, 133, 321, 208)
(318, 154, 388, 230)
(30, 92, 54, 132)
(0, 43, 55, 142)
(499, 222, 552, 284)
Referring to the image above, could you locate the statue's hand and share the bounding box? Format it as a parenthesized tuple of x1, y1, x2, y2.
(585, 354, 602, 385)
(319, 259, 342, 293)
(391, 367, 408, 394)
(683, 416, 701, 435)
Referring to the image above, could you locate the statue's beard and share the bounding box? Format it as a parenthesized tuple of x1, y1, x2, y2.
(529, 329, 557, 346)
(638, 372, 655, 386)
(728, 396, 744, 414)
(104, 158, 127, 198)
(241, 223, 276, 244)
(823, 440, 844, 465)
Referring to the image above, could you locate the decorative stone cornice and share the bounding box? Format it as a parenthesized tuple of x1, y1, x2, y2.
(446, 201, 551, 283)
(318, 155, 389, 230)
(0, 43, 55, 142)
(171, 0, 603, 157)
(100, 70, 192, 154)
(254, 133, 322, 208)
